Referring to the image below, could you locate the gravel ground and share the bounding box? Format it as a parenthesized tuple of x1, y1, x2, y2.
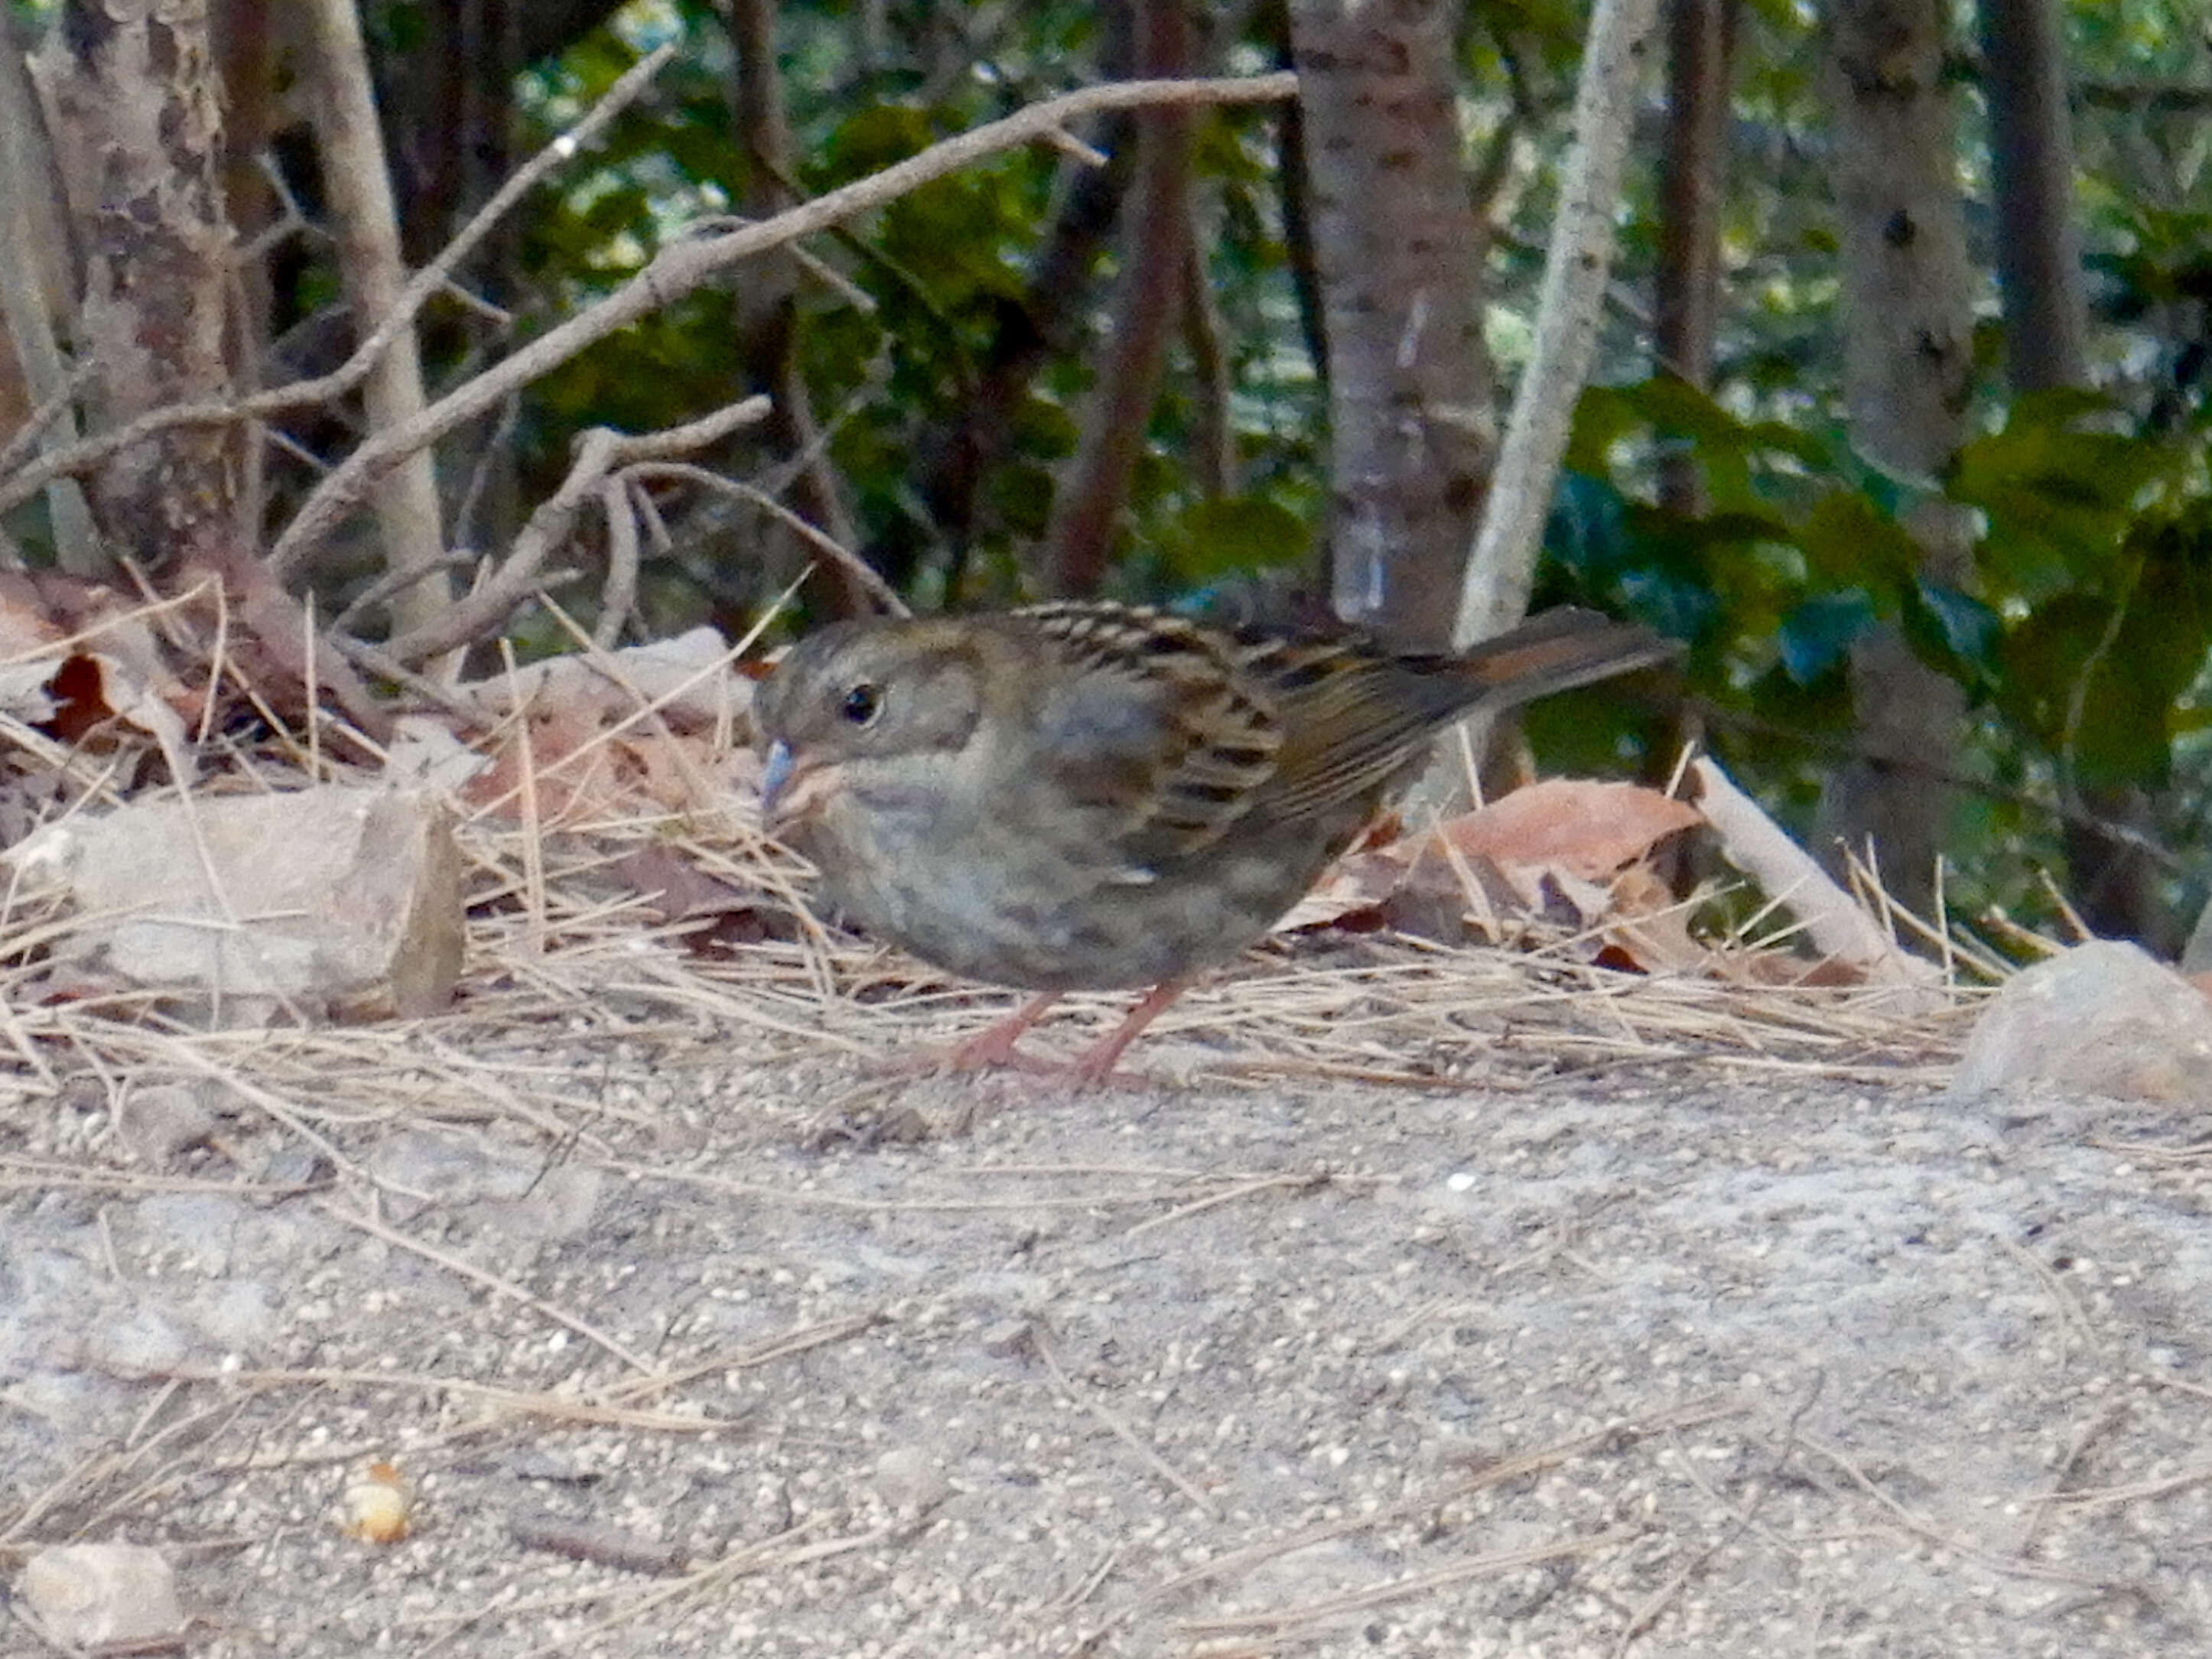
(5, 1032, 2210, 1657)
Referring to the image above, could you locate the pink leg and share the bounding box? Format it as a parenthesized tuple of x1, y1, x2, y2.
(1062, 978, 1189, 1088)
(938, 991, 1063, 1072)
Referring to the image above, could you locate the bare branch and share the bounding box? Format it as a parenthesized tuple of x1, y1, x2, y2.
(0, 41, 682, 525)
(372, 398, 771, 665)
(302, 0, 450, 633)
(594, 478, 642, 649)
(0, 366, 96, 483)
(1454, 0, 1658, 647)
(328, 633, 500, 733)
(268, 71, 1299, 579)
(627, 462, 909, 619)
(329, 552, 483, 636)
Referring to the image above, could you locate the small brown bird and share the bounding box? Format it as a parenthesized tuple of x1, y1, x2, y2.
(756, 602, 1675, 1084)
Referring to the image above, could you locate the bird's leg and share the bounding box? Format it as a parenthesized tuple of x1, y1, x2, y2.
(939, 991, 1064, 1072)
(1062, 978, 1189, 1088)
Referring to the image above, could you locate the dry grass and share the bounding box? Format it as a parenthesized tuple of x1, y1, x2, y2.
(0, 706, 1981, 1151)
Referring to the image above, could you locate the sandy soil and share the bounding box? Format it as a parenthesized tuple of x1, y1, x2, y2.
(4, 1022, 2210, 1657)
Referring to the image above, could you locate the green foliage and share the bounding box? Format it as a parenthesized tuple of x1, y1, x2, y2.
(1148, 496, 1312, 590)
(478, 2, 1330, 614)
(1950, 391, 2176, 600)
(369, 0, 2211, 945)
(1995, 503, 2212, 792)
(1558, 369, 2212, 935)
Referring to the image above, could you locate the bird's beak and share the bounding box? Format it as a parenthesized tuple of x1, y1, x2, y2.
(760, 740, 797, 817)
(760, 740, 834, 834)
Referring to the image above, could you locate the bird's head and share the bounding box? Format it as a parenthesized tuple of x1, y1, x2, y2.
(753, 619, 990, 834)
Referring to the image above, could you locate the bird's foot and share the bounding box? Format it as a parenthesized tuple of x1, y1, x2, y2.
(886, 993, 1064, 1077)
(892, 981, 1191, 1090)
(943, 994, 1062, 1070)
(1053, 978, 1189, 1089)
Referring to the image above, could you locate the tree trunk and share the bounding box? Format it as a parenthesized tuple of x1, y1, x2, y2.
(1290, 0, 1493, 651)
(0, 11, 101, 573)
(723, 0, 869, 620)
(870, 5, 1140, 597)
(1453, 0, 1657, 649)
(36, 0, 239, 564)
(378, 1, 629, 266)
(1979, 0, 2160, 945)
(304, 0, 453, 637)
(1816, 0, 1977, 919)
(1042, 0, 1195, 597)
(1654, 0, 1736, 518)
(1260, 0, 1328, 421)
(1977, 0, 2089, 393)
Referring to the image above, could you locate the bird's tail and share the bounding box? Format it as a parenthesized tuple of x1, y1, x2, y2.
(1450, 607, 1680, 708)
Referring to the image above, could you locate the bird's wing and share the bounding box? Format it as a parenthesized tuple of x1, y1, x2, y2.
(1231, 636, 1480, 825)
(1015, 603, 1674, 853)
(1017, 603, 1284, 864)
(1247, 608, 1677, 824)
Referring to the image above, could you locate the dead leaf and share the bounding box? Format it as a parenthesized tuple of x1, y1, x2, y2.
(1280, 779, 1701, 941)
(0, 649, 197, 784)
(173, 542, 390, 740)
(1599, 864, 1707, 974)
(610, 845, 805, 950)
(1435, 779, 1703, 878)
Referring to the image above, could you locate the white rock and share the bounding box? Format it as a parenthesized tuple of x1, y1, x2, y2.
(464, 626, 744, 725)
(115, 1081, 220, 1165)
(11, 786, 462, 1021)
(872, 1444, 950, 1513)
(1950, 939, 2212, 1106)
(20, 1542, 184, 1647)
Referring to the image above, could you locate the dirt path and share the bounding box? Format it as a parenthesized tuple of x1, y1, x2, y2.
(5, 1043, 2207, 1656)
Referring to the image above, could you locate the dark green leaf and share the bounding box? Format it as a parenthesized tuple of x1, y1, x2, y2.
(1796, 493, 1923, 590)
(1155, 497, 1312, 586)
(1778, 591, 1875, 684)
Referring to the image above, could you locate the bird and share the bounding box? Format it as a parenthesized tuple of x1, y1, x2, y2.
(755, 600, 1677, 1085)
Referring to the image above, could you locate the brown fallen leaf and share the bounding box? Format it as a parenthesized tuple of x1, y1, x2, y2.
(1281, 779, 1703, 942)
(455, 633, 749, 824)
(610, 844, 806, 950)
(1433, 778, 1704, 877)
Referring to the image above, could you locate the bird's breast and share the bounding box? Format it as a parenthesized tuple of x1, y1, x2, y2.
(797, 793, 1352, 994)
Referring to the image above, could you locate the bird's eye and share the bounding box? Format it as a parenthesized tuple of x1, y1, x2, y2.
(839, 682, 883, 726)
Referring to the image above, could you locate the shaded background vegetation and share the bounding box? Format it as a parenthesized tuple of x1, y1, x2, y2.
(2, 0, 2210, 958)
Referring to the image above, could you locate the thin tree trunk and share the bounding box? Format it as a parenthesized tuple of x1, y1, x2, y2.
(377, 2, 629, 263)
(0, 14, 100, 574)
(1290, 0, 1494, 652)
(1255, 0, 1327, 395)
(1817, 0, 1978, 919)
(1453, 0, 1658, 649)
(304, 0, 453, 637)
(871, 6, 1140, 597)
(1042, 0, 1195, 597)
(36, 0, 238, 564)
(1978, 0, 2089, 392)
(1654, 0, 1735, 519)
(722, 0, 868, 619)
(213, 0, 278, 543)
(1980, 0, 2160, 943)
(1181, 208, 1239, 503)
